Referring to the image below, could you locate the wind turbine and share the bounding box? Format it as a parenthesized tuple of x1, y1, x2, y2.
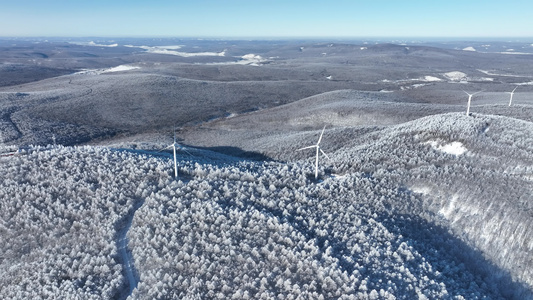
(463, 90, 482, 116)
(506, 86, 518, 106)
(297, 126, 330, 180)
(164, 131, 192, 178)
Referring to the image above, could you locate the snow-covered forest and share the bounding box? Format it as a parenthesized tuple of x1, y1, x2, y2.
(1, 112, 532, 299)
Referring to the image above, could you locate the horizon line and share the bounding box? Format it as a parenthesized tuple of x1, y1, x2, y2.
(1, 35, 533, 41)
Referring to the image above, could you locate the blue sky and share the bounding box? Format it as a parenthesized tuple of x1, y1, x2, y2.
(1, 0, 532, 38)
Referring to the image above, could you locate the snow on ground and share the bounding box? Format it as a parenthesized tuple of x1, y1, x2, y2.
(424, 140, 467, 156)
(477, 69, 530, 78)
(69, 41, 118, 47)
(463, 46, 476, 51)
(203, 53, 269, 66)
(125, 45, 225, 57)
(238, 54, 267, 65)
(410, 186, 432, 195)
(2, 112, 533, 299)
(74, 65, 140, 75)
(443, 71, 467, 82)
(422, 76, 442, 82)
(102, 65, 140, 73)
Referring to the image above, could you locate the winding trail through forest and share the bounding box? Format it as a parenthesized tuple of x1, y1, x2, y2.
(116, 200, 144, 300)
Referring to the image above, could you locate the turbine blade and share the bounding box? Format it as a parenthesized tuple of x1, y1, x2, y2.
(157, 145, 173, 152)
(317, 125, 326, 144)
(178, 145, 194, 156)
(320, 148, 330, 160)
(462, 90, 471, 96)
(512, 86, 518, 93)
(297, 145, 317, 151)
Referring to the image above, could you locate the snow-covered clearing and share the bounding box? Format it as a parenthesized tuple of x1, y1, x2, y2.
(463, 46, 476, 51)
(74, 65, 140, 75)
(477, 69, 531, 78)
(443, 71, 467, 82)
(424, 140, 467, 156)
(497, 51, 533, 55)
(422, 76, 442, 82)
(410, 186, 432, 195)
(69, 41, 118, 47)
(204, 53, 269, 66)
(125, 45, 225, 57)
(102, 65, 140, 73)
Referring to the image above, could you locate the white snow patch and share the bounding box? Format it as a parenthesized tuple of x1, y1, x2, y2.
(360, 47, 367, 50)
(463, 46, 476, 51)
(326, 75, 332, 80)
(422, 76, 442, 82)
(477, 69, 528, 78)
(70, 41, 118, 47)
(125, 45, 225, 57)
(424, 140, 467, 156)
(203, 53, 269, 66)
(411, 186, 431, 195)
(74, 65, 140, 75)
(496, 51, 533, 55)
(239, 54, 266, 65)
(443, 71, 467, 82)
(330, 173, 348, 179)
(102, 65, 140, 73)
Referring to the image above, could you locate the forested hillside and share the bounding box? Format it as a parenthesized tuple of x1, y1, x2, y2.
(1, 112, 531, 299)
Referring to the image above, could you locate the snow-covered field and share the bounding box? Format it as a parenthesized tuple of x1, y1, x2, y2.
(125, 45, 226, 57)
(74, 65, 140, 75)
(1, 112, 532, 299)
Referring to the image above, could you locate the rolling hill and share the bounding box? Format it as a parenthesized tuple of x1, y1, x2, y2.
(1, 111, 531, 299)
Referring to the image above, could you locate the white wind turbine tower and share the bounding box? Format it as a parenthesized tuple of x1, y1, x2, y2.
(297, 126, 330, 180)
(506, 86, 518, 106)
(164, 131, 192, 178)
(463, 90, 482, 116)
